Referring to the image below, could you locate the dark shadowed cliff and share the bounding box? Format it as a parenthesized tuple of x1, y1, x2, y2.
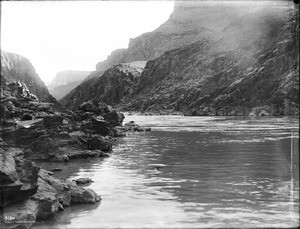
(1, 50, 56, 103)
(61, 1, 299, 115)
(60, 62, 146, 109)
(121, 3, 299, 115)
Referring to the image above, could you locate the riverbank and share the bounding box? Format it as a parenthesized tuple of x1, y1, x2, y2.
(0, 82, 149, 228)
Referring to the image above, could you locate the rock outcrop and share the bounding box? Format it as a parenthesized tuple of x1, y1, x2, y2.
(0, 82, 126, 228)
(60, 1, 299, 116)
(0, 145, 100, 228)
(1, 50, 56, 103)
(60, 62, 146, 110)
(1, 79, 125, 162)
(48, 70, 91, 100)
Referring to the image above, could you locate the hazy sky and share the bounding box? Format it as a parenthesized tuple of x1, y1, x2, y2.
(1, 1, 174, 84)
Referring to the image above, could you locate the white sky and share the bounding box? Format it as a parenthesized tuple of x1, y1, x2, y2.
(1, 1, 174, 84)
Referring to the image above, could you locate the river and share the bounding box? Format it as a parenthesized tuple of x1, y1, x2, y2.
(35, 115, 299, 228)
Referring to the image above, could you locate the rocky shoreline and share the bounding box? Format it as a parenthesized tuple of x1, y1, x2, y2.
(0, 80, 150, 228)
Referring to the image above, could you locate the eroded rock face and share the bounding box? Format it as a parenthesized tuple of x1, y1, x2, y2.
(0, 143, 101, 228)
(7, 81, 38, 101)
(0, 147, 39, 208)
(60, 62, 146, 110)
(1, 50, 56, 103)
(2, 199, 39, 229)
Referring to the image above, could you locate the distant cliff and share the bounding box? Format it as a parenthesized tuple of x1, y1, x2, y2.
(48, 70, 91, 99)
(1, 50, 56, 103)
(61, 1, 299, 115)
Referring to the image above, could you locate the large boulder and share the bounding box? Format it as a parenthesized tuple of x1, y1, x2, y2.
(70, 187, 101, 204)
(0, 152, 18, 185)
(124, 121, 151, 132)
(25, 136, 64, 160)
(111, 126, 126, 137)
(31, 177, 60, 220)
(82, 116, 110, 136)
(38, 169, 101, 205)
(77, 136, 112, 151)
(43, 115, 63, 128)
(1, 199, 39, 229)
(103, 110, 125, 127)
(0, 148, 39, 207)
(78, 100, 101, 114)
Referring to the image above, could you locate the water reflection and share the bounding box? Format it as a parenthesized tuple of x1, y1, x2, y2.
(36, 116, 299, 228)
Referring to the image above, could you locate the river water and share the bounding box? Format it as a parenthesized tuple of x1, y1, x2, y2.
(35, 115, 299, 228)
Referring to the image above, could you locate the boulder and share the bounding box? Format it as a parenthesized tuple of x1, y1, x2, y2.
(43, 115, 63, 128)
(124, 121, 151, 132)
(70, 187, 101, 204)
(103, 111, 125, 127)
(21, 113, 34, 121)
(0, 150, 39, 207)
(2, 199, 39, 229)
(26, 136, 63, 160)
(78, 100, 101, 114)
(83, 136, 112, 151)
(34, 111, 51, 118)
(15, 157, 39, 190)
(2, 127, 47, 147)
(38, 169, 101, 205)
(31, 177, 60, 220)
(0, 152, 18, 185)
(111, 126, 126, 137)
(73, 178, 93, 185)
(50, 168, 62, 172)
(49, 154, 69, 162)
(82, 116, 110, 136)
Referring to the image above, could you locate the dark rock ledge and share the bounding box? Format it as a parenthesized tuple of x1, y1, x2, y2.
(0, 81, 149, 228)
(0, 144, 100, 229)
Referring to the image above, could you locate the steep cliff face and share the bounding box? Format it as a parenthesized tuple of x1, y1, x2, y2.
(62, 1, 298, 115)
(122, 4, 299, 115)
(48, 70, 91, 99)
(1, 51, 56, 103)
(95, 1, 281, 71)
(60, 62, 146, 109)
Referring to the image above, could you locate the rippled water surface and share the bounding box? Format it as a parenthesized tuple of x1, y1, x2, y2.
(36, 116, 299, 228)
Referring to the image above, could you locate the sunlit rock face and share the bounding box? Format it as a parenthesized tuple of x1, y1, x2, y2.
(1, 50, 56, 103)
(62, 1, 299, 115)
(48, 71, 91, 100)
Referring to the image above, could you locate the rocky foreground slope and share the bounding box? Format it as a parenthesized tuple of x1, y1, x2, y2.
(1, 50, 56, 103)
(1, 77, 148, 228)
(61, 1, 299, 116)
